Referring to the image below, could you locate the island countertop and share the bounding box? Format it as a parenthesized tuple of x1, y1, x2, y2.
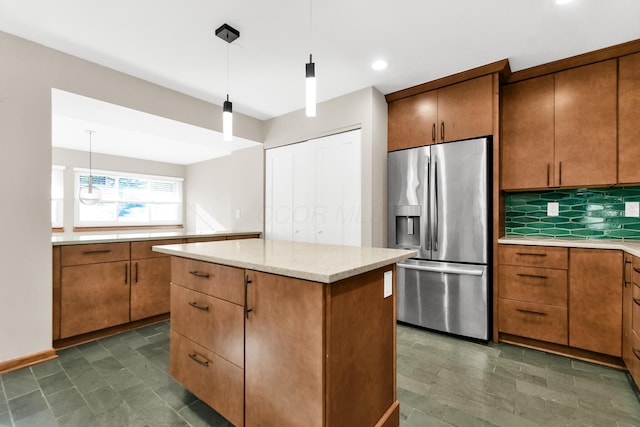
(153, 238, 417, 283)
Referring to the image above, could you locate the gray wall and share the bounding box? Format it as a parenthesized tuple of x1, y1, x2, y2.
(0, 31, 263, 364)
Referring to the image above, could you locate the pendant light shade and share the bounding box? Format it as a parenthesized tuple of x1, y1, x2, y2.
(223, 95, 233, 142)
(216, 23, 240, 142)
(305, 55, 316, 117)
(78, 130, 101, 205)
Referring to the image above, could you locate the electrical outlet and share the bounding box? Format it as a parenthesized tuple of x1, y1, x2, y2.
(547, 202, 559, 217)
(625, 201, 640, 217)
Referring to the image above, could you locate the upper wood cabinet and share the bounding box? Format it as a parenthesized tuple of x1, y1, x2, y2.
(619, 52, 640, 184)
(502, 60, 617, 190)
(388, 75, 493, 151)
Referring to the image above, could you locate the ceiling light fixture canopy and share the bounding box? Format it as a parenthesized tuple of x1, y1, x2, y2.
(78, 130, 102, 205)
(216, 23, 240, 142)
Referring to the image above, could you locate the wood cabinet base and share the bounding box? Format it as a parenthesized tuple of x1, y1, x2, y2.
(499, 333, 625, 369)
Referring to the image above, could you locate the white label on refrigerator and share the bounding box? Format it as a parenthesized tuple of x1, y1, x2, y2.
(384, 270, 393, 298)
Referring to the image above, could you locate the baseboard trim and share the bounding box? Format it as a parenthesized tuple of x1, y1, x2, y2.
(0, 348, 57, 374)
(53, 313, 170, 350)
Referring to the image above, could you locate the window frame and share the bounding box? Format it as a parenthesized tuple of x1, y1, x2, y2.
(73, 168, 184, 229)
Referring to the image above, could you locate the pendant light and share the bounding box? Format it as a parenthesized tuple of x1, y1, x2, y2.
(78, 130, 102, 205)
(216, 23, 240, 142)
(306, 0, 316, 117)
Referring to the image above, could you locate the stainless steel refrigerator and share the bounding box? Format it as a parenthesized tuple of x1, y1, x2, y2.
(388, 137, 491, 340)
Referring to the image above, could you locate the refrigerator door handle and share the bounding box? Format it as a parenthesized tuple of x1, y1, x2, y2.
(426, 160, 431, 250)
(397, 262, 484, 277)
(433, 156, 439, 252)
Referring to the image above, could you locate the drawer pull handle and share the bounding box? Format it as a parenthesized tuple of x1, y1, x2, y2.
(634, 349, 640, 361)
(633, 298, 640, 306)
(516, 273, 548, 280)
(188, 352, 210, 367)
(124, 263, 128, 285)
(516, 253, 547, 257)
(188, 301, 209, 311)
(634, 267, 640, 273)
(83, 249, 112, 255)
(189, 271, 210, 278)
(516, 308, 547, 316)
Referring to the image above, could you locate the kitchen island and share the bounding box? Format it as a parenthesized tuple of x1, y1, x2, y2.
(153, 239, 416, 427)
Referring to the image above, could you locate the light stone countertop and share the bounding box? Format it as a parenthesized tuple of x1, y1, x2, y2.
(499, 236, 640, 257)
(52, 230, 261, 246)
(153, 238, 417, 283)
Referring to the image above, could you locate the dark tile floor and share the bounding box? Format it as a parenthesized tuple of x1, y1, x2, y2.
(1, 321, 638, 426)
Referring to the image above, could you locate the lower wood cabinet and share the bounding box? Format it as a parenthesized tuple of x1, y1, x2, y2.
(170, 256, 398, 427)
(61, 260, 131, 338)
(569, 249, 622, 357)
(54, 234, 258, 342)
(623, 253, 640, 387)
(498, 244, 625, 364)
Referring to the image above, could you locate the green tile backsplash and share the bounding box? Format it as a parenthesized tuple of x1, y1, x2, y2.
(505, 187, 640, 240)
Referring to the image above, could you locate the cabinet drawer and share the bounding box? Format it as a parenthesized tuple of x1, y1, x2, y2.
(499, 245, 568, 269)
(498, 299, 568, 345)
(61, 242, 129, 266)
(633, 256, 640, 285)
(499, 265, 567, 306)
(171, 284, 244, 367)
(171, 257, 244, 305)
(170, 330, 243, 427)
(131, 239, 184, 259)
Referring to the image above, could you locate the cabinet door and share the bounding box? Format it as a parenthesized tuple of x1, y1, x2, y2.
(554, 60, 617, 187)
(623, 254, 634, 369)
(388, 90, 437, 151)
(501, 75, 555, 190)
(569, 249, 622, 357)
(619, 52, 640, 184)
(60, 261, 130, 338)
(130, 257, 170, 321)
(245, 271, 324, 427)
(437, 75, 493, 143)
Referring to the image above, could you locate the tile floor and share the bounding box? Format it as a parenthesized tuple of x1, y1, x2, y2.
(0, 321, 638, 426)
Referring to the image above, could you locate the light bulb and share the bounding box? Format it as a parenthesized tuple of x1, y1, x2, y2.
(223, 98, 233, 142)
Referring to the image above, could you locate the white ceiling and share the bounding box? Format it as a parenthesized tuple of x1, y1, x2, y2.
(2, 1, 640, 162)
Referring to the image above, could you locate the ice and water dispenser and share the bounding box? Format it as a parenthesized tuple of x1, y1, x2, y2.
(393, 205, 421, 248)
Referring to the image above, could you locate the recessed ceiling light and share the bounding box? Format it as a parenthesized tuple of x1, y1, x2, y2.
(371, 59, 388, 71)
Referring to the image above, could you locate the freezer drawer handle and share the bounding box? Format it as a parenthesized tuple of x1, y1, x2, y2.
(397, 263, 483, 276)
(516, 308, 547, 316)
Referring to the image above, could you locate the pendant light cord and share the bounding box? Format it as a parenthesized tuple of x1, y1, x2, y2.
(226, 43, 229, 96)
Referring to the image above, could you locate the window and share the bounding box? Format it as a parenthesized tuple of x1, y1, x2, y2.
(52, 165, 65, 228)
(74, 169, 183, 227)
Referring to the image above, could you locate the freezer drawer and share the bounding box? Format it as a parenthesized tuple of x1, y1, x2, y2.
(397, 259, 489, 340)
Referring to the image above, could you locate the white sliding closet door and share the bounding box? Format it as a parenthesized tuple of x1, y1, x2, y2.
(265, 129, 361, 246)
